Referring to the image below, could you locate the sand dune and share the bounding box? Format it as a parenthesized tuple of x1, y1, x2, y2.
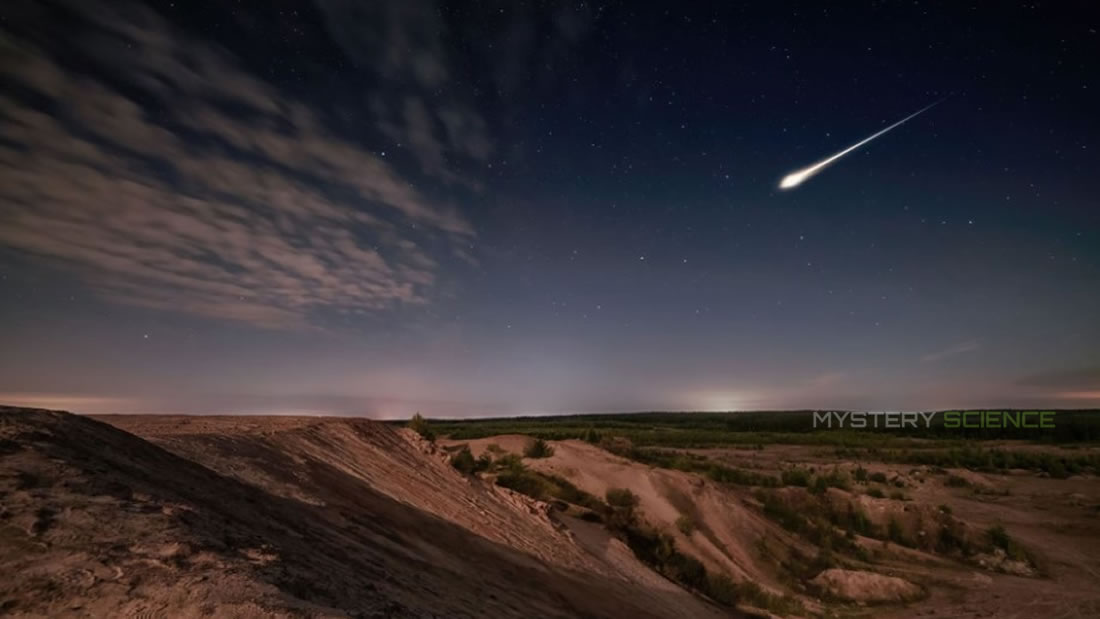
(1, 408, 727, 618)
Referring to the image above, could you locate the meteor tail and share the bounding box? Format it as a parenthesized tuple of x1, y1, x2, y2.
(779, 97, 948, 190)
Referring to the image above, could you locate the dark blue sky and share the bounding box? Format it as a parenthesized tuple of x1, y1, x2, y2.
(1, 1, 1097, 416)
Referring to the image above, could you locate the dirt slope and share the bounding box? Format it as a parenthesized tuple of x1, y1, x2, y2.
(1, 408, 728, 618)
(463, 437, 793, 589)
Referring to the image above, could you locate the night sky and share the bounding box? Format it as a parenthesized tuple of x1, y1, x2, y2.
(1, 1, 1097, 417)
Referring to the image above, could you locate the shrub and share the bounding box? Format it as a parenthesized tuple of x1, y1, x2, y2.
(987, 524, 1030, 563)
(867, 488, 885, 498)
(579, 510, 604, 523)
(945, 474, 969, 487)
(523, 437, 555, 458)
(1048, 458, 1067, 479)
(408, 412, 434, 441)
(853, 466, 869, 482)
(543, 474, 605, 511)
(605, 487, 640, 529)
(450, 446, 479, 475)
(706, 573, 739, 606)
(987, 524, 1010, 550)
(887, 516, 909, 546)
(846, 503, 873, 536)
(733, 580, 805, 615)
(676, 514, 696, 536)
(869, 471, 888, 483)
(819, 469, 851, 491)
(936, 523, 970, 555)
(889, 490, 909, 501)
(810, 475, 830, 495)
(606, 487, 639, 509)
(665, 551, 707, 590)
(476, 453, 492, 470)
(781, 468, 811, 487)
(706, 463, 779, 487)
(496, 467, 549, 499)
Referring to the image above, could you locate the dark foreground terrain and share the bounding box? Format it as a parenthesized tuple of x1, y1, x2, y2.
(0, 407, 725, 618)
(3, 406, 1100, 618)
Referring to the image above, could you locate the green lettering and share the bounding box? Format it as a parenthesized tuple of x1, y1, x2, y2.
(1041, 411, 1055, 429)
(944, 411, 959, 428)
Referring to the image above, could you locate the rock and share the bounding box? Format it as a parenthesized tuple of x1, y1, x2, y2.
(810, 568, 923, 603)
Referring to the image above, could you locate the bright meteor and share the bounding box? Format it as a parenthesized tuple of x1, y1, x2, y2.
(778, 99, 946, 190)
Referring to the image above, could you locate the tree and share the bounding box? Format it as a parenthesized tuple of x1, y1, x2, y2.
(523, 437, 554, 458)
(451, 446, 478, 475)
(408, 412, 434, 441)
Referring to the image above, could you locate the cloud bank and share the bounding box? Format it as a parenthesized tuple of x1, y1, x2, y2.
(0, 0, 482, 328)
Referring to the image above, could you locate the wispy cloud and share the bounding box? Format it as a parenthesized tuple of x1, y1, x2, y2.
(921, 340, 980, 363)
(318, 0, 492, 187)
(0, 0, 478, 328)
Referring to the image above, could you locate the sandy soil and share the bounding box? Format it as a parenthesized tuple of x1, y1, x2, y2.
(453, 436, 1100, 617)
(696, 443, 1100, 618)
(1, 408, 727, 619)
(6, 407, 1098, 618)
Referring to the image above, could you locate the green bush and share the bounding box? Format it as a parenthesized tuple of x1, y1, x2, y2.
(493, 453, 524, 472)
(606, 487, 640, 509)
(869, 471, 888, 483)
(676, 514, 696, 535)
(579, 510, 603, 523)
(810, 476, 828, 495)
(867, 488, 885, 498)
(450, 446, 481, 475)
(582, 427, 602, 443)
(818, 469, 851, 491)
(853, 466, 869, 482)
(523, 437, 555, 458)
(987, 524, 1030, 563)
(733, 580, 805, 615)
(936, 523, 970, 555)
(845, 503, 874, 536)
(408, 412, 434, 441)
(945, 474, 969, 487)
(605, 487, 640, 529)
(887, 516, 909, 547)
(706, 573, 740, 606)
(496, 467, 549, 498)
(781, 468, 811, 487)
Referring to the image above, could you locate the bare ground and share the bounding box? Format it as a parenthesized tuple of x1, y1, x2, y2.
(0, 408, 728, 618)
(4, 407, 1099, 618)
